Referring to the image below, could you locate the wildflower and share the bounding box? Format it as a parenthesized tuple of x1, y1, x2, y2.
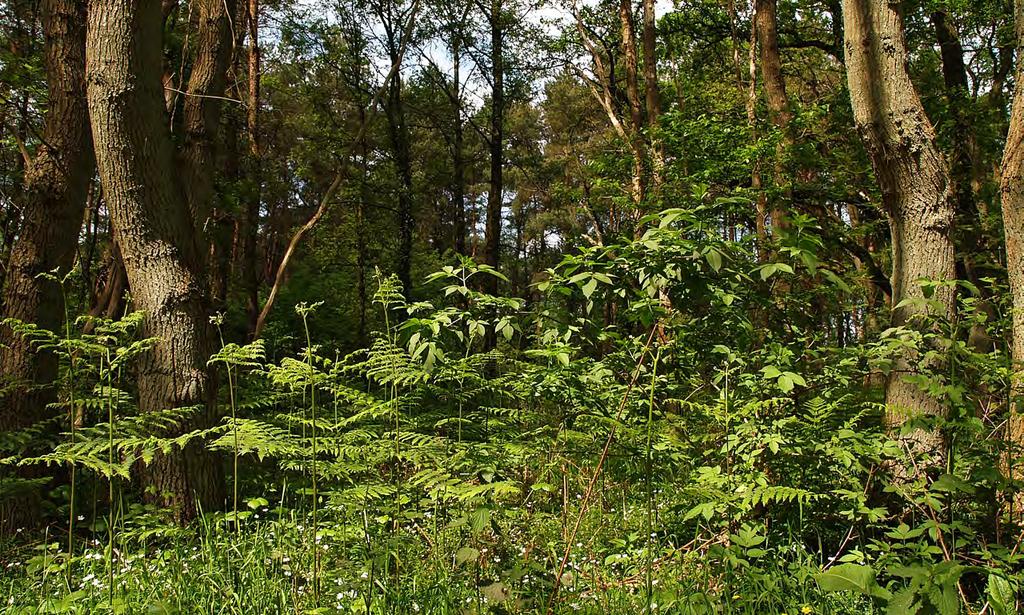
(801, 607, 813, 614)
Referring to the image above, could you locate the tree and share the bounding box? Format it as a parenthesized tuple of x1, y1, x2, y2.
(1000, 0, 1024, 509)
(0, 0, 92, 533)
(482, 0, 505, 295)
(754, 0, 793, 233)
(85, 0, 230, 519)
(842, 0, 956, 457)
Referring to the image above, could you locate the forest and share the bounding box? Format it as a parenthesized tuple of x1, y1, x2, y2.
(0, 0, 1023, 612)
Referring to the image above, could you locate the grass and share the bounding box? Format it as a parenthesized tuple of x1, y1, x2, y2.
(0, 485, 873, 614)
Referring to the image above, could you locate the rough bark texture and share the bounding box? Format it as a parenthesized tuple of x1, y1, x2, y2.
(86, 0, 224, 520)
(0, 0, 93, 534)
(641, 0, 663, 188)
(484, 0, 504, 295)
(619, 0, 647, 209)
(1000, 0, 1024, 511)
(180, 0, 236, 233)
(754, 0, 793, 233)
(842, 0, 956, 458)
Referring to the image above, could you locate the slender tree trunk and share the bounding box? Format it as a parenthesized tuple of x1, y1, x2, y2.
(86, 0, 225, 521)
(0, 0, 93, 534)
(754, 0, 793, 233)
(357, 104, 371, 346)
(742, 1, 769, 256)
(619, 0, 647, 211)
(377, 6, 414, 299)
(484, 0, 504, 295)
(931, 9, 995, 353)
(641, 0, 663, 188)
(999, 0, 1024, 513)
(451, 30, 467, 255)
(843, 0, 956, 460)
(242, 0, 262, 339)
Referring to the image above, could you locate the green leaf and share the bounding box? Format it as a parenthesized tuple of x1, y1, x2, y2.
(815, 563, 891, 600)
(987, 574, 1014, 615)
(455, 546, 479, 565)
(582, 278, 597, 299)
(705, 249, 722, 273)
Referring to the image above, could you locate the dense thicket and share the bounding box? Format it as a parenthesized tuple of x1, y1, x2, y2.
(0, 0, 1023, 612)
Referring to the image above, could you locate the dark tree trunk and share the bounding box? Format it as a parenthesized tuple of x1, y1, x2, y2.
(86, 0, 225, 521)
(242, 0, 262, 339)
(484, 0, 504, 295)
(0, 0, 93, 534)
(383, 29, 414, 299)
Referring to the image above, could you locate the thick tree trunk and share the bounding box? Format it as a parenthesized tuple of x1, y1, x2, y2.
(999, 0, 1024, 513)
(0, 0, 93, 534)
(843, 0, 956, 459)
(484, 0, 504, 295)
(86, 0, 224, 521)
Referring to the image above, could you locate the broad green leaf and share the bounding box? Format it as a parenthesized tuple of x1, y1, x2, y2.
(815, 563, 891, 600)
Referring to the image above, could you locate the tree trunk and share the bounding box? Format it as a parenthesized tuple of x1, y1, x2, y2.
(641, 0, 663, 189)
(86, 0, 225, 521)
(451, 28, 467, 255)
(484, 0, 504, 295)
(378, 7, 414, 299)
(0, 0, 93, 534)
(619, 0, 646, 211)
(242, 0, 262, 339)
(999, 0, 1024, 513)
(754, 0, 793, 233)
(843, 0, 956, 459)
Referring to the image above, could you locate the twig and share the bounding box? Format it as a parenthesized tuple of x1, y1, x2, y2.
(546, 325, 659, 613)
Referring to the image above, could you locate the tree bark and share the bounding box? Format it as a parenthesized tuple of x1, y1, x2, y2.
(641, 0, 663, 189)
(86, 0, 225, 521)
(619, 0, 646, 210)
(999, 0, 1024, 513)
(0, 0, 93, 534)
(484, 0, 504, 295)
(451, 20, 467, 255)
(380, 4, 414, 299)
(754, 0, 793, 233)
(242, 0, 262, 339)
(842, 0, 956, 459)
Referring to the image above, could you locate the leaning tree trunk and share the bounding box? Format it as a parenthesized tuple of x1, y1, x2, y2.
(86, 0, 224, 521)
(999, 0, 1024, 513)
(0, 0, 93, 535)
(842, 0, 956, 462)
